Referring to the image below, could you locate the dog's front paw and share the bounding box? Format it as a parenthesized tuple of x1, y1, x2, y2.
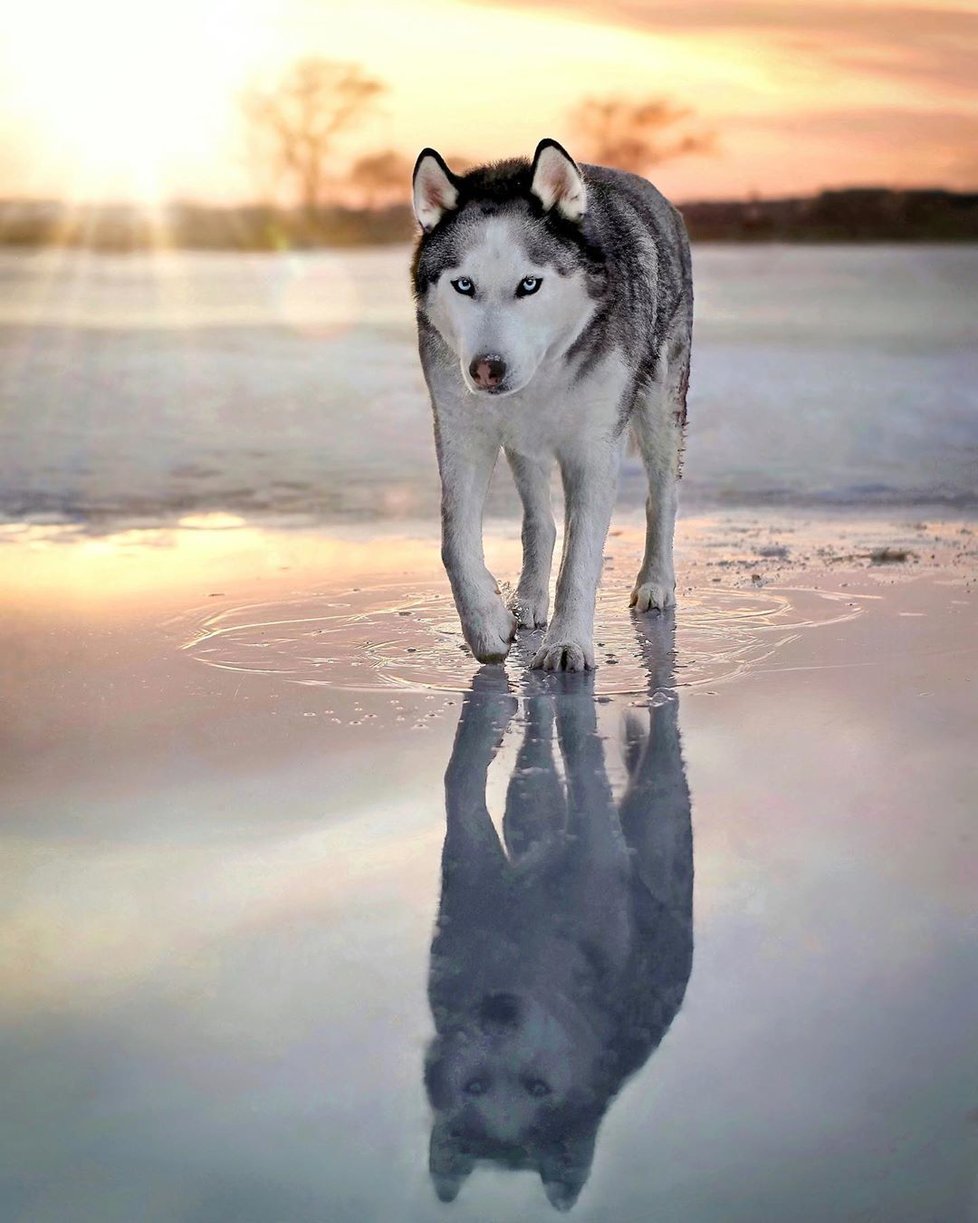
(629, 572, 677, 614)
(507, 587, 549, 630)
(530, 632, 595, 672)
(461, 598, 518, 664)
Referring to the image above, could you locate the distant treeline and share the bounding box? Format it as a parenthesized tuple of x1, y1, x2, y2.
(0, 201, 417, 251)
(1, 188, 976, 251)
(680, 188, 978, 242)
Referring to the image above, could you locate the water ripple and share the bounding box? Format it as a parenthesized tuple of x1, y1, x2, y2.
(180, 577, 866, 697)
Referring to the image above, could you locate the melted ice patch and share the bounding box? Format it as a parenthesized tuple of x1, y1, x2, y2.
(179, 577, 866, 697)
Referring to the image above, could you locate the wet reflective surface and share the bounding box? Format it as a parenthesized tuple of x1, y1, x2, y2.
(1, 518, 976, 1221)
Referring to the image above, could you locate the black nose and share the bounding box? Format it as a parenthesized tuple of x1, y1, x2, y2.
(479, 992, 521, 1032)
(469, 353, 507, 389)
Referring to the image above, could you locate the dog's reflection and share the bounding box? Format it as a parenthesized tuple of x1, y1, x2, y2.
(425, 618, 693, 1211)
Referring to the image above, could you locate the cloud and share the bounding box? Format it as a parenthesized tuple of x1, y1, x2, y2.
(460, 0, 978, 189)
(737, 106, 978, 142)
(462, 0, 978, 95)
(729, 107, 978, 188)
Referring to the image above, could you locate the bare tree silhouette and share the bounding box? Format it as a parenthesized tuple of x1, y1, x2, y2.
(349, 149, 477, 209)
(568, 96, 715, 175)
(349, 149, 413, 209)
(242, 59, 385, 213)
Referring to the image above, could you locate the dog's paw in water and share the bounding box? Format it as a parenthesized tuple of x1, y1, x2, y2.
(530, 634, 595, 672)
(508, 587, 550, 630)
(462, 599, 518, 664)
(629, 574, 677, 614)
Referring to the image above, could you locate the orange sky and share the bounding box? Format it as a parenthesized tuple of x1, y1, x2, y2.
(1, 0, 975, 203)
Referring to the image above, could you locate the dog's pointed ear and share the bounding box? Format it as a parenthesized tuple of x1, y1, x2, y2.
(429, 1118, 474, 1202)
(413, 149, 460, 232)
(539, 1128, 596, 1212)
(530, 139, 587, 222)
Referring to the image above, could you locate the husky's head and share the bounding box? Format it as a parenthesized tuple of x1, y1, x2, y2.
(411, 140, 604, 397)
(424, 988, 605, 1211)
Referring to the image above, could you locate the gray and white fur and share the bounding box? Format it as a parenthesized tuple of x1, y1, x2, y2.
(411, 138, 692, 670)
(425, 617, 694, 1209)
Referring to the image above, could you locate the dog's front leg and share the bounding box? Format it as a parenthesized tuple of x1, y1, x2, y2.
(531, 442, 621, 672)
(438, 425, 517, 664)
(443, 668, 516, 872)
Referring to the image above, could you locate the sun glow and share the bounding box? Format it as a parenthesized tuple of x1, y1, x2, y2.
(3, 0, 272, 201)
(0, 0, 824, 204)
(1, 0, 974, 202)
(5, 0, 721, 202)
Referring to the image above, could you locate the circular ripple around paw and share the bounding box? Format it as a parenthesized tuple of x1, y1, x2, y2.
(179, 577, 865, 697)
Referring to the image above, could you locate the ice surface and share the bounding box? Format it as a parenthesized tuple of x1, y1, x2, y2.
(2, 244, 976, 526)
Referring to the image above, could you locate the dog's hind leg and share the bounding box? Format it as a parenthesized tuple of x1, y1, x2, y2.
(503, 695, 566, 861)
(619, 615, 693, 917)
(555, 679, 619, 841)
(629, 329, 690, 614)
(531, 440, 622, 671)
(505, 449, 556, 629)
(555, 679, 632, 958)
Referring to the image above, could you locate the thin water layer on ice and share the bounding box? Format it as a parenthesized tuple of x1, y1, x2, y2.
(178, 577, 866, 696)
(0, 516, 976, 1222)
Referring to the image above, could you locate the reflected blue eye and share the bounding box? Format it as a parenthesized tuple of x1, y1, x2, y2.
(452, 277, 475, 296)
(463, 1077, 489, 1096)
(516, 276, 542, 297)
(523, 1077, 552, 1097)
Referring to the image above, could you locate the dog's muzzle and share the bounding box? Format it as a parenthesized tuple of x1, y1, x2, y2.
(478, 991, 521, 1033)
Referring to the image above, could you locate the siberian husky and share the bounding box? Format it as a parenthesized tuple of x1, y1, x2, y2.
(425, 618, 693, 1209)
(411, 139, 692, 670)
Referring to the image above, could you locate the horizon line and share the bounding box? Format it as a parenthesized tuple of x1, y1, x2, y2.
(1, 183, 975, 211)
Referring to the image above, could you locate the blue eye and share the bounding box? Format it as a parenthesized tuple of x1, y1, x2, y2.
(516, 276, 542, 297)
(523, 1077, 552, 1097)
(452, 277, 475, 296)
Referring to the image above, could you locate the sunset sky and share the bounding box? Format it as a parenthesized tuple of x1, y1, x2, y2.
(1, 0, 976, 203)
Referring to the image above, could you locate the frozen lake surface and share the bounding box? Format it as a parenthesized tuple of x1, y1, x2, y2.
(1, 244, 976, 525)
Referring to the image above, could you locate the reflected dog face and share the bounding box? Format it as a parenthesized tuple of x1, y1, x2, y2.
(426, 990, 601, 1212)
(431, 991, 581, 1120)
